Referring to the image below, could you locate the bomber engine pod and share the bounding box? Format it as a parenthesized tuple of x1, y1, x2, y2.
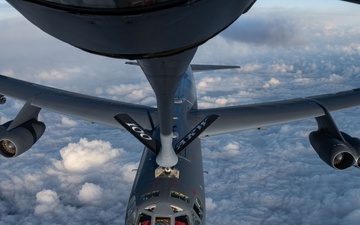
(341, 132, 360, 167)
(309, 131, 356, 170)
(0, 120, 46, 158)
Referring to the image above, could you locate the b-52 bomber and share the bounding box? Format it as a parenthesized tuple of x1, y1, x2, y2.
(1, 0, 360, 224)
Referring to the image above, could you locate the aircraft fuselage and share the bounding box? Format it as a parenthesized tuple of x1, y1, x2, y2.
(126, 68, 206, 225)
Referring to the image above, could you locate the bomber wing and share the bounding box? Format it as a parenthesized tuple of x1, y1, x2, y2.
(0, 74, 157, 131)
(189, 88, 360, 137)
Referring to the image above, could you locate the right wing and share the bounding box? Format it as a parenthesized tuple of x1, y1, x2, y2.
(342, 0, 360, 4)
(0, 74, 158, 131)
(189, 88, 360, 137)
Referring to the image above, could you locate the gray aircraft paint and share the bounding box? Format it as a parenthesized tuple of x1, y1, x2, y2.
(2, 0, 360, 225)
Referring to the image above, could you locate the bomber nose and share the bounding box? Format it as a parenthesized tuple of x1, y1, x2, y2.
(153, 202, 174, 215)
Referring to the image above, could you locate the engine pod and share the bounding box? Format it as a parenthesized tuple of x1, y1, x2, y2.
(309, 131, 356, 170)
(0, 120, 46, 158)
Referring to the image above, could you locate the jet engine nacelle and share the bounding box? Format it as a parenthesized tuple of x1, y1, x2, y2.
(0, 120, 46, 158)
(340, 132, 360, 168)
(309, 131, 356, 170)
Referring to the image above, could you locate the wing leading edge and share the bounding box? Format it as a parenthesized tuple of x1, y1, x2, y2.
(189, 89, 360, 137)
(0, 74, 157, 131)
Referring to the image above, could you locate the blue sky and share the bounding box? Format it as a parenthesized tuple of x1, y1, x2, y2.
(1, 1, 360, 225)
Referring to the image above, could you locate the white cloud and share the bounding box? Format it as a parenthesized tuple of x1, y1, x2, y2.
(205, 197, 217, 211)
(271, 63, 294, 73)
(37, 67, 84, 81)
(263, 78, 281, 88)
(241, 63, 263, 72)
(61, 117, 78, 127)
(222, 142, 240, 157)
(77, 183, 104, 205)
(34, 189, 60, 215)
(107, 83, 142, 95)
(0, 69, 15, 77)
(197, 77, 222, 90)
(55, 138, 123, 173)
(327, 73, 345, 82)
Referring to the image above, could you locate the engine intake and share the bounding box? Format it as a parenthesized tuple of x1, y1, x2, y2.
(309, 131, 356, 170)
(341, 132, 360, 168)
(0, 120, 46, 158)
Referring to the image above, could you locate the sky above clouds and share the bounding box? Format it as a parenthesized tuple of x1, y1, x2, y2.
(1, 1, 360, 225)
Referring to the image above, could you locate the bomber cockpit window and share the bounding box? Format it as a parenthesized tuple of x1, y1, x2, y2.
(195, 198, 203, 212)
(170, 191, 190, 204)
(41, 0, 186, 9)
(192, 198, 204, 221)
(141, 190, 160, 201)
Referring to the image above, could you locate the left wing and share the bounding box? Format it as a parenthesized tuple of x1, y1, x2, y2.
(0, 74, 157, 131)
(188, 88, 360, 137)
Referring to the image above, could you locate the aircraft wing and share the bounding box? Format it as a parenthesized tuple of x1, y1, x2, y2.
(189, 88, 360, 137)
(2, 74, 360, 140)
(0, 74, 157, 131)
(342, 0, 360, 4)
